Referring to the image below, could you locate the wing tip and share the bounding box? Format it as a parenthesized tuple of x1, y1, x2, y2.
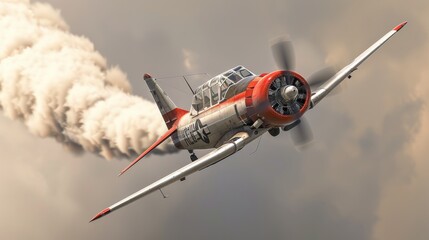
(118, 162, 136, 177)
(143, 73, 152, 80)
(393, 21, 407, 31)
(89, 207, 111, 223)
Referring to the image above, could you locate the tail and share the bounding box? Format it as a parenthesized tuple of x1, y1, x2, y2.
(143, 73, 188, 129)
(117, 74, 188, 176)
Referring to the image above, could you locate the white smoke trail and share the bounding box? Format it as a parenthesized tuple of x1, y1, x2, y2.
(0, 0, 177, 159)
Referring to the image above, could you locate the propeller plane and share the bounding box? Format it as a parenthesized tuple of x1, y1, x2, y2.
(90, 21, 407, 222)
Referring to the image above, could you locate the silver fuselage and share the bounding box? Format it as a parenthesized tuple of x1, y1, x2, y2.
(173, 92, 250, 149)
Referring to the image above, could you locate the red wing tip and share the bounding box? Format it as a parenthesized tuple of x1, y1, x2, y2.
(118, 163, 135, 177)
(89, 208, 111, 223)
(143, 73, 152, 80)
(393, 21, 407, 31)
(117, 170, 126, 177)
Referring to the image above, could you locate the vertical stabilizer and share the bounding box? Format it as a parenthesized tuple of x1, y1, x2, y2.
(143, 74, 188, 129)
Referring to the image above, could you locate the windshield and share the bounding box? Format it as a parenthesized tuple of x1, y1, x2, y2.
(190, 66, 255, 115)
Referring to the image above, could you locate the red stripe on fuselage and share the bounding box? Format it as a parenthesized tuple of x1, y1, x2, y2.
(192, 91, 248, 117)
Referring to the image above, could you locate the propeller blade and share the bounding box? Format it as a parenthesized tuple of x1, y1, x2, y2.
(307, 66, 337, 90)
(290, 116, 313, 147)
(271, 37, 295, 71)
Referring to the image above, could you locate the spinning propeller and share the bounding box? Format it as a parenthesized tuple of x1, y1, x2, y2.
(270, 37, 337, 147)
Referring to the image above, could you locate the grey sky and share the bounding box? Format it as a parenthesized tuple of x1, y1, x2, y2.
(1, 0, 428, 240)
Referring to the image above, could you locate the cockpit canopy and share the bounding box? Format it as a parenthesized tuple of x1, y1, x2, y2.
(191, 66, 255, 115)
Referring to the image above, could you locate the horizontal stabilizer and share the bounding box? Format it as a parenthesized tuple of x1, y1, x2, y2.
(118, 125, 178, 176)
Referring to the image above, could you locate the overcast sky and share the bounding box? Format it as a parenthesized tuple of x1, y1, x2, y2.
(1, 0, 428, 240)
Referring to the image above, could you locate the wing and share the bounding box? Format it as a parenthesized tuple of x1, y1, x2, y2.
(90, 132, 249, 222)
(310, 21, 407, 107)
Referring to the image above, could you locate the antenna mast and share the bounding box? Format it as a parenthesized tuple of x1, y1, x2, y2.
(182, 76, 195, 94)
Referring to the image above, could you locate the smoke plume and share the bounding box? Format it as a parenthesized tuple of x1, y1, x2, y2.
(0, 0, 177, 159)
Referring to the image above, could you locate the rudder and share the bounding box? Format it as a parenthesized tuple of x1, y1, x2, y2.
(143, 73, 188, 129)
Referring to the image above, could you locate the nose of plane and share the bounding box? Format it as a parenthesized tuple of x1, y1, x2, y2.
(280, 85, 298, 102)
(244, 70, 311, 126)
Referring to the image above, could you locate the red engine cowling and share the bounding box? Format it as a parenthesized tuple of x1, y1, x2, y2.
(245, 70, 311, 126)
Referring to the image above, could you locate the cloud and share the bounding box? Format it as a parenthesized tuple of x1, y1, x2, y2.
(182, 48, 196, 71)
(0, 1, 177, 160)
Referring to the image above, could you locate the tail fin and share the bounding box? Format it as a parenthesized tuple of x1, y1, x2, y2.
(117, 74, 188, 176)
(143, 74, 188, 129)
